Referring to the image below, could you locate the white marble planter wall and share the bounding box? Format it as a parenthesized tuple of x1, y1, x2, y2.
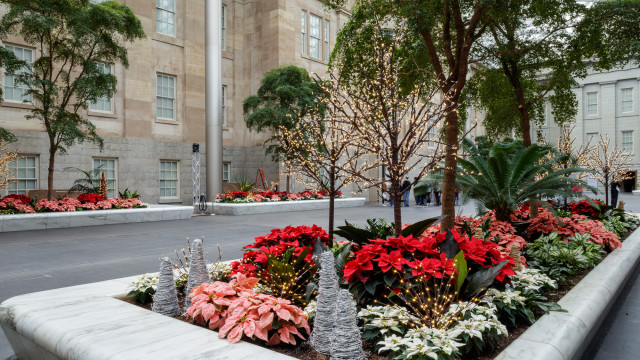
(0, 205, 194, 232)
(496, 216, 640, 360)
(207, 197, 366, 215)
(0, 274, 296, 360)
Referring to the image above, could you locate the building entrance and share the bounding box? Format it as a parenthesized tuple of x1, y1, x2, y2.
(623, 171, 636, 192)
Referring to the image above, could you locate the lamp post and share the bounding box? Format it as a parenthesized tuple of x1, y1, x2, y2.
(205, 0, 223, 201)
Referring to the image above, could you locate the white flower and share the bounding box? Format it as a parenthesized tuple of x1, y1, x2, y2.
(303, 300, 317, 318)
(208, 262, 231, 281)
(128, 273, 158, 292)
(404, 338, 439, 360)
(378, 334, 406, 353)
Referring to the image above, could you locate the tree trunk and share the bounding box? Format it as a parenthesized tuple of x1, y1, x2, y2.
(328, 167, 335, 247)
(440, 110, 459, 232)
(393, 191, 402, 238)
(605, 178, 610, 206)
(286, 173, 290, 193)
(47, 148, 55, 200)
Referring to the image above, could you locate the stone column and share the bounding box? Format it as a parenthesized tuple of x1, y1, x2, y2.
(205, 0, 223, 200)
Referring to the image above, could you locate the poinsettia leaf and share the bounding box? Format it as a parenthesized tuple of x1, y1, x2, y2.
(454, 250, 467, 294)
(312, 237, 327, 267)
(383, 271, 396, 287)
(401, 215, 446, 238)
(335, 243, 352, 275)
(364, 279, 381, 295)
(293, 248, 308, 268)
(305, 282, 318, 301)
(463, 260, 508, 297)
(334, 225, 377, 244)
(440, 230, 460, 259)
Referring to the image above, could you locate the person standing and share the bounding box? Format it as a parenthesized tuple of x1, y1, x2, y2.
(611, 181, 620, 208)
(402, 177, 411, 207)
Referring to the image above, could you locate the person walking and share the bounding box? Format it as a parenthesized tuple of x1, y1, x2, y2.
(454, 189, 460, 206)
(413, 177, 423, 206)
(611, 181, 620, 208)
(402, 177, 411, 207)
(381, 181, 388, 206)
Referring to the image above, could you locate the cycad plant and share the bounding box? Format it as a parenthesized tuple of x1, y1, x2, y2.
(457, 143, 591, 221)
(64, 165, 104, 194)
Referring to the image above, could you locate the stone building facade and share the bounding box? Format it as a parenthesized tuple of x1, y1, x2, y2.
(533, 63, 640, 193)
(0, 0, 354, 203)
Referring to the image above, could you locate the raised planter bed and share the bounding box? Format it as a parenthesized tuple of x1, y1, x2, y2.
(0, 205, 193, 232)
(495, 214, 640, 360)
(2, 220, 639, 360)
(0, 274, 295, 360)
(206, 197, 366, 215)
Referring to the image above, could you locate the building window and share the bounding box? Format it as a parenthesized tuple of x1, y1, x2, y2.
(3, 45, 33, 103)
(623, 131, 633, 153)
(8, 156, 37, 195)
(156, 0, 175, 36)
(309, 14, 321, 59)
(93, 158, 117, 198)
(221, 5, 226, 50)
(622, 88, 633, 113)
(223, 162, 230, 183)
(157, 74, 176, 120)
(586, 91, 598, 116)
(89, 63, 114, 113)
(324, 20, 330, 61)
(222, 85, 227, 126)
(160, 161, 179, 199)
(301, 10, 306, 55)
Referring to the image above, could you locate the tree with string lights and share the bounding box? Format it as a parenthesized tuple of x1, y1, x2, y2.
(581, 134, 632, 206)
(321, 21, 460, 237)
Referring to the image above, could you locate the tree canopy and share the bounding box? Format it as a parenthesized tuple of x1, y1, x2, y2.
(0, 0, 145, 198)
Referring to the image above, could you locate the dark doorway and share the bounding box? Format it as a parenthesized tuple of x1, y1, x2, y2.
(623, 171, 636, 192)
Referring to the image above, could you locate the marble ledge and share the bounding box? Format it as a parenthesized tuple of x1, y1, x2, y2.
(0, 273, 295, 360)
(206, 197, 366, 215)
(0, 205, 194, 233)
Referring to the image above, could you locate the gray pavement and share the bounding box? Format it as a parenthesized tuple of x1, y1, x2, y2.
(2, 193, 640, 359)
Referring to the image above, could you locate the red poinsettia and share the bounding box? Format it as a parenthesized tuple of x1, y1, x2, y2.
(77, 193, 104, 204)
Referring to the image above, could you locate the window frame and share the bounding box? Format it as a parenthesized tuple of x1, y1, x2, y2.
(622, 130, 634, 154)
(159, 160, 180, 200)
(586, 91, 598, 116)
(223, 162, 230, 183)
(221, 5, 226, 51)
(586, 132, 599, 143)
(3, 44, 34, 104)
(156, 0, 176, 37)
(301, 10, 330, 62)
(93, 158, 118, 198)
(89, 62, 115, 113)
(621, 88, 633, 113)
(7, 155, 38, 195)
(156, 73, 176, 121)
(222, 85, 227, 126)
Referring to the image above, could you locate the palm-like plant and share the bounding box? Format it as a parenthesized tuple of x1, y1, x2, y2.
(457, 143, 592, 221)
(64, 166, 103, 195)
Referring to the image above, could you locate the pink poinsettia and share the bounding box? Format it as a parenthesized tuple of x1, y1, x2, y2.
(186, 273, 309, 345)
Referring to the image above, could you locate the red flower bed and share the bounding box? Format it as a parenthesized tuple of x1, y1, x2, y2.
(231, 225, 330, 278)
(343, 230, 516, 302)
(77, 193, 104, 204)
(215, 190, 341, 202)
(1, 194, 32, 205)
(568, 199, 603, 218)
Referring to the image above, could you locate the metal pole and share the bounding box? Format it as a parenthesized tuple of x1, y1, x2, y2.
(205, 0, 223, 201)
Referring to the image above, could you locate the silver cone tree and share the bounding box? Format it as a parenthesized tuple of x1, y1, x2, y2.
(152, 257, 181, 316)
(330, 289, 366, 360)
(184, 239, 209, 307)
(310, 251, 339, 354)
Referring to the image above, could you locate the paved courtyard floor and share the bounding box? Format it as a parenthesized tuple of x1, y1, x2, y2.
(1, 193, 640, 359)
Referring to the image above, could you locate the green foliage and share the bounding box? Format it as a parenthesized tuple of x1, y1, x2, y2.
(118, 188, 140, 199)
(525, 232, 603, 281)
(64, 166, 102, 194)
(234, 176, 255, 192)
(456, 143, 590, 221)
(260, 247, 316, 306)
(333, 216, 443, 245)
(242, 65, 325, 163)
(0, 0, 145, 197)
(603, 216, 635, 238)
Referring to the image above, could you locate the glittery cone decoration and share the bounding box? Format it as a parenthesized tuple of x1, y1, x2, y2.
(152, 257, 181, 316)
(330, 289, 366, 360)
(99, 172, 108, 199)
(184, 239, 209, 307)
(309, 251, 339, 355)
